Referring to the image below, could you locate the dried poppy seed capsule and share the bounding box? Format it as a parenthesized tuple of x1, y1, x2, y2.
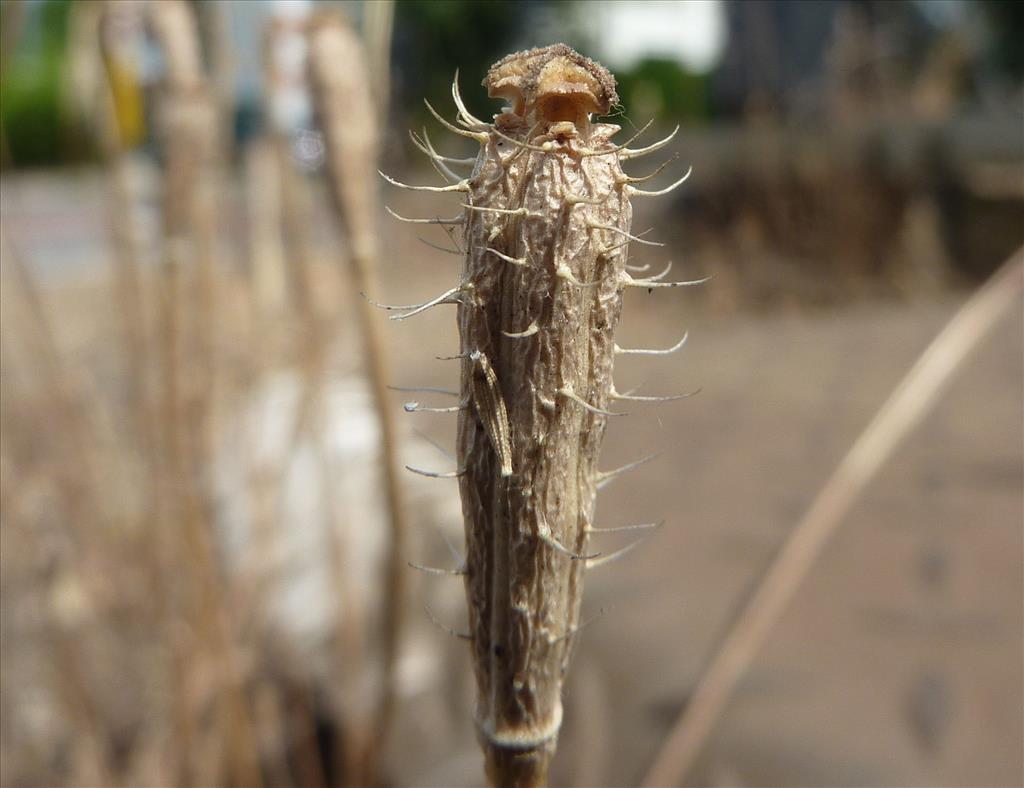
(384, 42, 695, 787)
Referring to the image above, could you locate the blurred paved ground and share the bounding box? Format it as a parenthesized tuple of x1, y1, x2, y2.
(377, 191, 1023, 785)
(572, 296, 1023, 787)
(3, 169, 1021, 786)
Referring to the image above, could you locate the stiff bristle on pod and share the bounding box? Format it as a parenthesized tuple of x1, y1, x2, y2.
(382, 43, 694, 787)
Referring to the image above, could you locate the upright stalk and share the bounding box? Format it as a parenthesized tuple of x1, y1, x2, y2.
(148, 4, 261, 785)
(380, 44, 694, 786)
(306, 12, 409, 782)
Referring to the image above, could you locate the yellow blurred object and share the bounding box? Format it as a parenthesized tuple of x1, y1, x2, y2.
(104, 55, 144, 147)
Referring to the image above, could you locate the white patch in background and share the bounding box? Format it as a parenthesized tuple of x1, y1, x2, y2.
(581, 0, 726, 73)
(215, 369, 464, 693)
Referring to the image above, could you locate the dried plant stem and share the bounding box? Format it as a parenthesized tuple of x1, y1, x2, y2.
(456, 50, 629, 784)
(277, 141, 317, 317)
(148, 4, 262, 786)
(642, 247, 1024, 787)
(382, 45, 695, 786)
(98, 2, 152, 462)
(362, 0, 394, 127)
(307, 12, 409, 781)
(0, 232, 103, 528)
(257, 18, 323, 447)
(0, 232, 116, 785)
(50, 613, 113, 786)
(244, 137, 288, 316)
(198, 0, 236, 162)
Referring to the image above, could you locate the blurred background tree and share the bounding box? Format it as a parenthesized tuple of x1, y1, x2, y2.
(390, 0, 587, 130)
(4, 0, 1023, 168)
(1, 0, 87, 166)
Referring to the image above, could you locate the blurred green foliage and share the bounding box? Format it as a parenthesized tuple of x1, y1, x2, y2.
(392, 0, 588, 130)
(614, 58, 710, 125)
(978, 0, 1024, 79)
(1, 0, 1020, 169)
(389, 1, 708, 144)
(0, 0, 78, 166)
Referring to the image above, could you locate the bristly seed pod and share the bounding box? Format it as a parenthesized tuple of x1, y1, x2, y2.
(383, 43, 695, 787)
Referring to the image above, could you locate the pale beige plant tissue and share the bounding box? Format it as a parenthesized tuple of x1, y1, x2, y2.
(384, 44, 694, 787)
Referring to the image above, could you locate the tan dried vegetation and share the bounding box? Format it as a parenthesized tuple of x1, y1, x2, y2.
(381, 43, 695, 786)
(4, 3, 1016, 787)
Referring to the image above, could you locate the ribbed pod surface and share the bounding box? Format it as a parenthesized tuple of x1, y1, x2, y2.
(456, 46, 631, 785)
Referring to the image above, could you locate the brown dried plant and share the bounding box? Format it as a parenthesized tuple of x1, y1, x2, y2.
(306, 12, 409, 784)
(4, 4, 415, 786)
(382, 44, 696, 786)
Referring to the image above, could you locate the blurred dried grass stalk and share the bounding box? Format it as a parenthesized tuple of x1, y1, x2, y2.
(0, 3, 443, 787)
(147, 2, 263, 785)
(306, 9, 409, 784)
(362, 0, 394, 129)
(643, 246, 1024, 787)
